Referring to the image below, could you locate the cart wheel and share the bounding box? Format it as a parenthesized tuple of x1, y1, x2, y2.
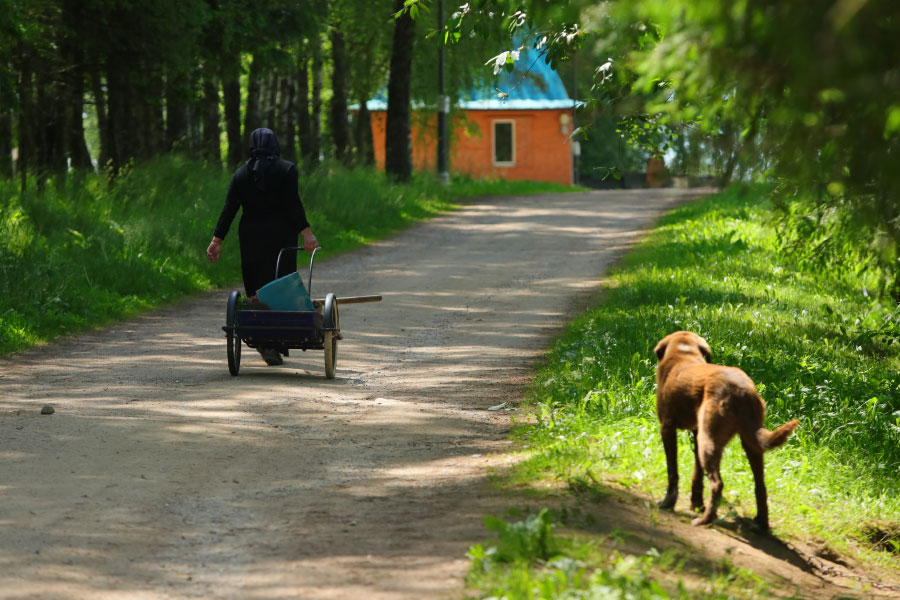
(226, 290, 242, 375)
(323, 293, 339, 379)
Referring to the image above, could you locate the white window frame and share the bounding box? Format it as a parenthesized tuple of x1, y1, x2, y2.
(492, 120, 516, 167)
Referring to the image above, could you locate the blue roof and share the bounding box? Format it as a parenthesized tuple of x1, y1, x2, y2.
(365, 45, 574, 111)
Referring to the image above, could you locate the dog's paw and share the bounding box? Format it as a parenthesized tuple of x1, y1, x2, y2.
(657, 496, 677, 510)
(733, 516, 769, 535)
(691, 515, 715, 527)
(749, 516, 770, 535)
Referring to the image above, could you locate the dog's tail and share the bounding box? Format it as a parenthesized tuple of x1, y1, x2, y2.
(754, 419, 800, 452)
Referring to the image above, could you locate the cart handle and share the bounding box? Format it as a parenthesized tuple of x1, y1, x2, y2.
(313, 295, 382, 305)
(275, 246, 320, 297)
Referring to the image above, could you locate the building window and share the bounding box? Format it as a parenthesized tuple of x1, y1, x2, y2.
(493, 120, 515, 166)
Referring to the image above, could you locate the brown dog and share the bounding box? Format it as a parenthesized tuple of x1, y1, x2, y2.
(653, 331, 799, 531)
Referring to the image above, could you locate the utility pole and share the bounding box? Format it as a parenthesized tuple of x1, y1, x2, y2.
(571, 50, 579, 186)
(436, 0, 450, 186)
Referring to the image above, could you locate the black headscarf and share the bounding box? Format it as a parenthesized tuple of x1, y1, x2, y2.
(247, 128, 280, 191)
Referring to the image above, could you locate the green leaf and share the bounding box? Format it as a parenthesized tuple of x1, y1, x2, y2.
(885, 104, 900, 139)
(483, 516, 508, 532)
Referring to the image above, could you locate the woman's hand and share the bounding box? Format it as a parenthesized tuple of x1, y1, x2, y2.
(207, 237, 223, 262)
(300, 228, 319, 252)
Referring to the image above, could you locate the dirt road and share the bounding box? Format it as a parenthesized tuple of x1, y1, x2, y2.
(1, 189, 708, 599)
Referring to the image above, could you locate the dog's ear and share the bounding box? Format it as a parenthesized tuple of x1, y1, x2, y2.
(653, 339, 668, 361)
(697, 337, 712, 362)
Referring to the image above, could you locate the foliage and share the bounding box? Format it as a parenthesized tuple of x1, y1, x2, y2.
(3, 0, 362, 178)
(0, 157, 227, 351)
(474, 509, 561, 565)
(333, 0, 395, 104)
(3, 0, 663, 191)
(618, 0, 900, 297)
(409, 2, 510, 107)
(514, 186, 900, 572)
(428, 0, 900, 295)
(576, 115, 649, 183)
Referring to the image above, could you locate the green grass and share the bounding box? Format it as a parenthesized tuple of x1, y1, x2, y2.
(466, 185, 900, 598)
(0, 157, 579, 355)
(465, 508, 769, 599)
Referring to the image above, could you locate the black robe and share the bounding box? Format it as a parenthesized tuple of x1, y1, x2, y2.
(213, 129, 311, 297)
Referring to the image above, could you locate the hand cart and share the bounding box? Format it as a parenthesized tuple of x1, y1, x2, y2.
(222, 247, 381, 378)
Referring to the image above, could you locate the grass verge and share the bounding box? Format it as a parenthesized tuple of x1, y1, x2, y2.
(466, 185, 900, 598)
(0, 158, 580, 356)
(465, 507, 768, 599)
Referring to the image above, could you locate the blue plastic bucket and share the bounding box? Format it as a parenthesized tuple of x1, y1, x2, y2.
(256, 272, 316, 312)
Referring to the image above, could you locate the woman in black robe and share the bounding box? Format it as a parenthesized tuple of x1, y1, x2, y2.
(206, 128, 318, 364)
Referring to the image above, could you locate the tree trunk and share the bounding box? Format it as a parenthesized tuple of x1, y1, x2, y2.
(309, 37, 323, 169)
(61, 0, 92, 170)
(222, 53, 243, 169)
(106, 63, 132, 171)
(261, 72, 278, 130)
(297, 56, 313, 171)
(0, 108, 12, 178)
(90, 68, 111, 170)
(201, 65, 221, 166)
(35, 76, 67, 178)
(17, 58, 32, 190)
(329, 28, 350, 164)
(166, 71, 190, 151)
(66, 63, 93, 170)
(184, 68, 202, 153)
(716, 121, 740, 187)
(385, 0, 415, 181)
(140, 69, 165, 159)
(244, 54, 263, 147)
(354, 95, 374, 166)
(280, 74, 297, 163)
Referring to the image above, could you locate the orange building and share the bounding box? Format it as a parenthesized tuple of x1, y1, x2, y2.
(365, 54, 577, 185)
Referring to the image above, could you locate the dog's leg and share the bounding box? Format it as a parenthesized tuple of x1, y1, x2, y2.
(690, 431, 705, 513)
(658, 424, 679, 509)
(741, 437, 769, 532)
(692, 430, 724, 526)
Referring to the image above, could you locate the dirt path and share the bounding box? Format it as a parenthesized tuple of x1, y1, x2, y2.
(5, 187, 885, 600)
